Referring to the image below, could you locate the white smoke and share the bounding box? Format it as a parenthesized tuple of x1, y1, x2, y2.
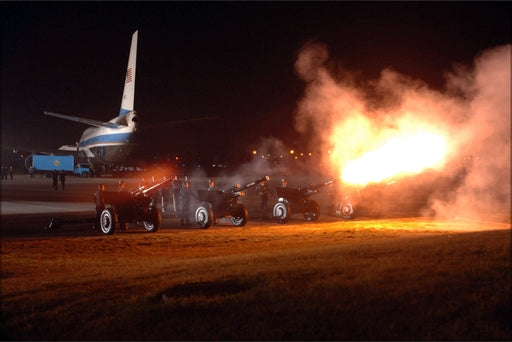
(294, 42, 511, 221)
(233, 136, 289, 177)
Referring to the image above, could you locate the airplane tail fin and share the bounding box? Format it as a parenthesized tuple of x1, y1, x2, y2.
(119, 30, 138, 116)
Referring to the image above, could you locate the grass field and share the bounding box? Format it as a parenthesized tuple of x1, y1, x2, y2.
(1, 217, 510, 340)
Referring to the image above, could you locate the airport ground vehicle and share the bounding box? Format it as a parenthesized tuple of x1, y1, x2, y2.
(273, 179, 343, 223)
(195, 176, 269, 229)
(26, 154, 93, 177)
(98, 177, 172, 235)
(74, 163, 91, 177)
(27, 154, 74, 173)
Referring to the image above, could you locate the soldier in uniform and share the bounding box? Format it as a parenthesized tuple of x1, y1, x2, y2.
(52, 170, 59, 190)
(327, 182, 339, 216)
(160, 176, 171, 214)
(93, 184, 105, 231)
(207, 178, 218, 225)
(171, 176, 182, 217)
(118, 180, 130, 230)
(180, 176, 196, 226)
(255, 180, 273, 219)
(59, 170, 66, 191)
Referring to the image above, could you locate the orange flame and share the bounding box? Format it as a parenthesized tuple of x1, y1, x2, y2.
(340, 132, 447, 185)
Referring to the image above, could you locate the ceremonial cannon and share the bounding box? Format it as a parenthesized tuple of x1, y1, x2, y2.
(98, 178, 172, 235)
(273, 179, 338, 223)
(195, 176, 269, 229)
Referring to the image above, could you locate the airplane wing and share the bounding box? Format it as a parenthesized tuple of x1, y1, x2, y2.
(44, 111, 123, 129)
(58, 145, 95, 157)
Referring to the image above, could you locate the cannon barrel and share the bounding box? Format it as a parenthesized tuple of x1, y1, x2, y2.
(132, 177, 173, 197)
(228, 175, 270, 194)
(301, 179, 337, 193)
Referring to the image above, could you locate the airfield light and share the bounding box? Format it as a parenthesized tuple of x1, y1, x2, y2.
(253, 150, 257, 155)
(290, 150, 295, 155)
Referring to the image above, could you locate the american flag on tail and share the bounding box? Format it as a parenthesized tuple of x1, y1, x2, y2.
(126, 68, 133, 83)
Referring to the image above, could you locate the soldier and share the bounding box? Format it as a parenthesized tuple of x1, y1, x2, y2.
(149, 176, 159, 207)
(207, 178, 218, 225)
(281, 178, 288, 188)
(171, 176, 182, 217)
(52, 170, 59, 190)
(180, 176, 196, 226)
(327, 182, 339, 216)
(9, 166, 14, 180)
(118, 180, 129, 231)
(255, 180, 273, 219)
(160, 176, 171, 214)
(93, 184, 105, 231)
(59, 171, 66, 191)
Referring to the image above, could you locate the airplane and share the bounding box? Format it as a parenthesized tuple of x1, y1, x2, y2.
(43, 30, 218, 169)
(44, 30, 140, 165)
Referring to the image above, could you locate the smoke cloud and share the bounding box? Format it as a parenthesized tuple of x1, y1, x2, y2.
(294, 42, 510, 221)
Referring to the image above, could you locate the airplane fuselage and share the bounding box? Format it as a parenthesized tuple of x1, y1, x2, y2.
(78, 111, 138, 163)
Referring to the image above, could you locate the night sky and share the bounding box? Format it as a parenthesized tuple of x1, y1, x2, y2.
(1, 2, 510, 162)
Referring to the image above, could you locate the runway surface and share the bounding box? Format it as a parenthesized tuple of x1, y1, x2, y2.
(1, 201, 94, 215)
(1, 174, 109, 215)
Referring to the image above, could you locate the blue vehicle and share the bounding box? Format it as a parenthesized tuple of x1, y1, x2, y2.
(74, 163, 91, 177)
(29, 155, 74, 173)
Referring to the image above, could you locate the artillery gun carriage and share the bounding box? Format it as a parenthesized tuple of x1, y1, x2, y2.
(98, 178, 172, 235)
(273, 179, 339, 223)
(195, 176, 269, 229)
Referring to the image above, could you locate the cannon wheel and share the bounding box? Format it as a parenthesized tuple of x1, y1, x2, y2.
(195, 203, 214, 229)
(304, 200, 320, 221)
(231, 204, 248, 226)
(339, 200, 355, 219)
(143, 205, 161, 232)
(100, 208, 118, 235)
(273, 201, 290, 224)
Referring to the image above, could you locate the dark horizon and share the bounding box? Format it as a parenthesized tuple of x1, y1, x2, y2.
(2, 2, 510, 163)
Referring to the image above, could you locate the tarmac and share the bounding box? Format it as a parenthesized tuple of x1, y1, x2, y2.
(1, 201, 94, 215)
(1, 174, 117, 215)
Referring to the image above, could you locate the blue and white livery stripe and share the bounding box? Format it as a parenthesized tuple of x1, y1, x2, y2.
(79, 133, 131, 148)
(119, 108, 132, 116)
